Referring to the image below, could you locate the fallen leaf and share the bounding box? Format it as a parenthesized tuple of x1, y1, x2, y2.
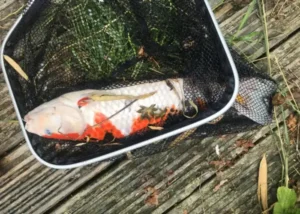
(235, 139, 255, 152)
(144, 186, 159, 206)
(138, 46, 147, 58)
(210, 160, 233, 169)
(168, 128, 196, 148)
(236, 94, 246, 105)
(197, 98, 207, 110)
(183, 210, 188, 214)
(272, 93, 286, 106)
(287, 114, 297, 132)
(213, 179, 228, 192)
(4, 55, 29, 81)
(75, 143, 86, 147)
(148, 126, 164, 130)
(208, 115, 224, 124)
(258, 154, 268, 213)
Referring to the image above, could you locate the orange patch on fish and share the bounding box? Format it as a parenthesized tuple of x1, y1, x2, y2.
(131, 117, 163, 134)
(43, 132, 81, 140)
(44, 112, 124, 141)
(131, 105, 178, 134)
(83, 112, 124, 140)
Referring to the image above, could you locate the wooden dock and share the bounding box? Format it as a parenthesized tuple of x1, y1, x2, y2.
(0, 0, 300, 213)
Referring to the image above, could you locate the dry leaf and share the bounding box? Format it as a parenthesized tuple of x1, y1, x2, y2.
(196, 98, 207, 110)
(75, 143, 86, 147)
(258, 154, 268, 213)
(210, 160, 233, 169)
(272, 93, 285, 106)
(3, 55, 29, 81)
(168, 128, 196, 148)
(208, 115, 224, 124)
(287, 114, 297, 132)
(236, 94, 246, 105)
(213, 179, 228, 192)
(144, 186, 159, 206)
(235, 139, 255, 152)
(138, 46, 148, 58)
(148, 126, 164, 131)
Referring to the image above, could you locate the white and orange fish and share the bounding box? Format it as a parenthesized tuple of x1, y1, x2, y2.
(24, 77, 276, 141)
(25, 79, 185, 141)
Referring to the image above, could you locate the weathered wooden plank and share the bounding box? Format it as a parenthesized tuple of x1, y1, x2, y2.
(52, 133, 239, 213)
(0, 123, 23, 157)
(162, 31, 300, 214)
(0, 161, 113, 214)
(173, 143, 298, 214)
(219, 0, 300, 59)
(0, 0, 25, 157)
(51, 31, 300, 213)
(53, 110, 289, 213)
(0, 143, 30, 176)
(0, 0, 25, 41)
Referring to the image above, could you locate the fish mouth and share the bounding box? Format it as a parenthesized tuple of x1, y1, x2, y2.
(24, 115, 30, 122)
(24, 119, 31, 132)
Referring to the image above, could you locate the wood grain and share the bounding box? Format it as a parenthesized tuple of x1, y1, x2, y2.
(0, 0, 299, 213)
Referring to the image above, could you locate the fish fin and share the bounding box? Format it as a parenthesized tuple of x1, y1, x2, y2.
(77, 97, 91, 107)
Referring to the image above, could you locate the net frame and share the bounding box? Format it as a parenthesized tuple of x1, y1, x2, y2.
(0, 0, 240, 169)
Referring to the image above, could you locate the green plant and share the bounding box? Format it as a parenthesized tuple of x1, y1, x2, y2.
(227, 0, 261, 45)
(273, 187, 300, 214)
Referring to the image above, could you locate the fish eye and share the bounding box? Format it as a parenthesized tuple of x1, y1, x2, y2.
(45, 129, 52, 135)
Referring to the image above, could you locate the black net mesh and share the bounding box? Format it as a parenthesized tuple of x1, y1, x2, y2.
(3, 0, 277, 166)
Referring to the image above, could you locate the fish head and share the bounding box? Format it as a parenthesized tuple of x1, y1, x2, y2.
(24, 104, 86, 139)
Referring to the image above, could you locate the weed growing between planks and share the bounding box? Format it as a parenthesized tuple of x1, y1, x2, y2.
(229, 0, 300, 212)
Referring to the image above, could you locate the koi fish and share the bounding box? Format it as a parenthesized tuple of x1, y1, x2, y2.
(25, 79, 185, 141)
(24, 77, 276, 142)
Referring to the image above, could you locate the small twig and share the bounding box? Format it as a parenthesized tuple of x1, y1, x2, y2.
(257, 0, 271, 74)
(0, 5, 24, 22)
(275, 57, 300, 111)
(261, 203, 275, 214)
(296, 123, 300, 160)
(92, 99, 137, 128)
(276, 0, 289, 16)
(0, 120, 19, 124)
(274, 108, 286, 186)
(293, 166, 300, 176)
(251, 56, 268, 63)
(212, 0, 224, 11)
(281, 106, 290, 187)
